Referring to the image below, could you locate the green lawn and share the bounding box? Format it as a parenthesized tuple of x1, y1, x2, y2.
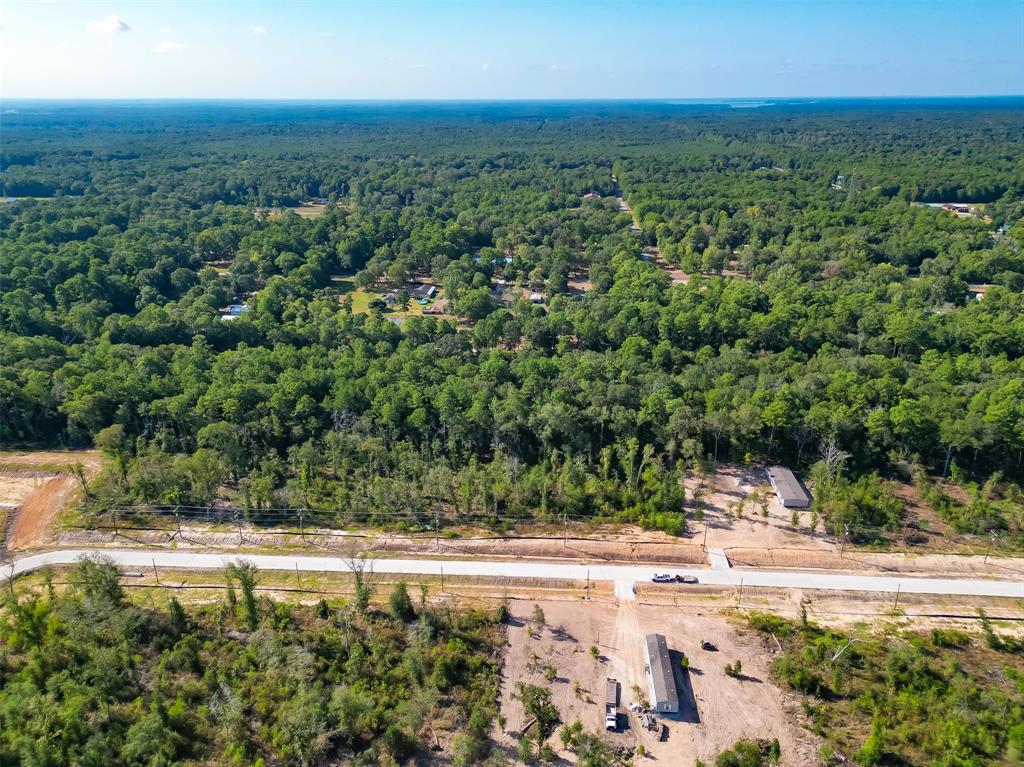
(332, 277, 440, 317)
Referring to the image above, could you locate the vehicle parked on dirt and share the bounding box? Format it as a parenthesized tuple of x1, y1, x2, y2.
(675, 574, 699, 584)
(605, 677, 619, 731)
(651, 573, 675, 583)
(701, 640, 718, 651)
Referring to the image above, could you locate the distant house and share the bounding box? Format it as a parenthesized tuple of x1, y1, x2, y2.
(582, 191, 602, 200)
(529, 292, 544, 304)
(410, 284, 437, 300)
(941, 203, 971, 215)
(967, 284, 991, 301)
(766, 466, 811, 509)
(643, 634, 679, 714)
(218, 303, 250, 322)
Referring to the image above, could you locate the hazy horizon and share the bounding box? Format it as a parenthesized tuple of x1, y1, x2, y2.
(3, 0, 1023, 100)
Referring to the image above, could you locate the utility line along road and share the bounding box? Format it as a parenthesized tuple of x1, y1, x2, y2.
(7, 549, 1023, 601)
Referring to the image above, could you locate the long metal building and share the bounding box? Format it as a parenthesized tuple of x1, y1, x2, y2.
(643, 633, 678, 713)
(766, 465, 811, 509)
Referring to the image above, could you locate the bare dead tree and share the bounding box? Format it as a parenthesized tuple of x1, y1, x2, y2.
(819, 438, 850, 484)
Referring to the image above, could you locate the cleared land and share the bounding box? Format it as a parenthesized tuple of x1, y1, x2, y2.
(497, 598, 819, 765)
(332, 276, 450, 318)
(0, 450, 101, 549)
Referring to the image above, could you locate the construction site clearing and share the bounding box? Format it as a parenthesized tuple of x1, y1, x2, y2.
(498, 597, 821, 766)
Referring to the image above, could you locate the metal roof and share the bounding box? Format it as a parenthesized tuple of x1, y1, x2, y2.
(766, 465, 811, 507)
(644, 633, 678, 707)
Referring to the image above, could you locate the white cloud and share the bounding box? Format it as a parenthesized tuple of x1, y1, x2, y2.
(154, 39, 187, 54)
(250, 25, 266, 35)
(87, 15, 131, 34)
(481, 62, 490, 71)
(413, 63, 426, 70)
(548, 63, 559, 72)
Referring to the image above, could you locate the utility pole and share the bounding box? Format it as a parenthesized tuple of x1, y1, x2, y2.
(299, 512, 305, 543)
(738, 577, 744, 606)
(893, 583, 900, 610)
(985, 530, 999, 564)
(702, 522, 709, 552)
(839, 524, 850, 558)
(152, 558, 160, 586)
(563, 514, 568, 547)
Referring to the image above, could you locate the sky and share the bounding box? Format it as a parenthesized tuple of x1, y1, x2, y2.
(2, 0, 1022, 99)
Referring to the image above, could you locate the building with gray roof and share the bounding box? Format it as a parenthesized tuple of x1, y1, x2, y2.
(766, 465, 811, 508)
(643, 633, 678, 713)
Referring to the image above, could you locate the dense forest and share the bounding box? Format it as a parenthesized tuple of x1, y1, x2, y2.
(1, 100, 1023, 540)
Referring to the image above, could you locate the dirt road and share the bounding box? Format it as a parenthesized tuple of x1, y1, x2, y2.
(8, 475, 81, 549)
(0, 450, 100, 550)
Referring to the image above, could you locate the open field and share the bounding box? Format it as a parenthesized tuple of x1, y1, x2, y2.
(271, 202, 332, 218)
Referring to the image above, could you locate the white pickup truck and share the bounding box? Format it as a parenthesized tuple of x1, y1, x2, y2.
(605, 706, 617, 731)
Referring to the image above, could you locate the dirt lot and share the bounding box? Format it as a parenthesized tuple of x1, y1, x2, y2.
(0, 450, 101, 475)
(497, 598, 819, 766)
(9, 476, 82, 549)
(0, 450, 101, 549)
(688, 464, 833, 552)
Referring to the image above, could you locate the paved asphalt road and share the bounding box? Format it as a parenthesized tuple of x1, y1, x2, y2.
(8, 548, 1023, 601)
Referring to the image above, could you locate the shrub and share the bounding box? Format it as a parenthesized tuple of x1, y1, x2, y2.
(772, 657, 826, 697)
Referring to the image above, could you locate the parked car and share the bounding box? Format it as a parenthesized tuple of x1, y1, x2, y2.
(701, 640, 718, 651)
(675, 575, 699, 584)
(651, 573, 675, 583)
